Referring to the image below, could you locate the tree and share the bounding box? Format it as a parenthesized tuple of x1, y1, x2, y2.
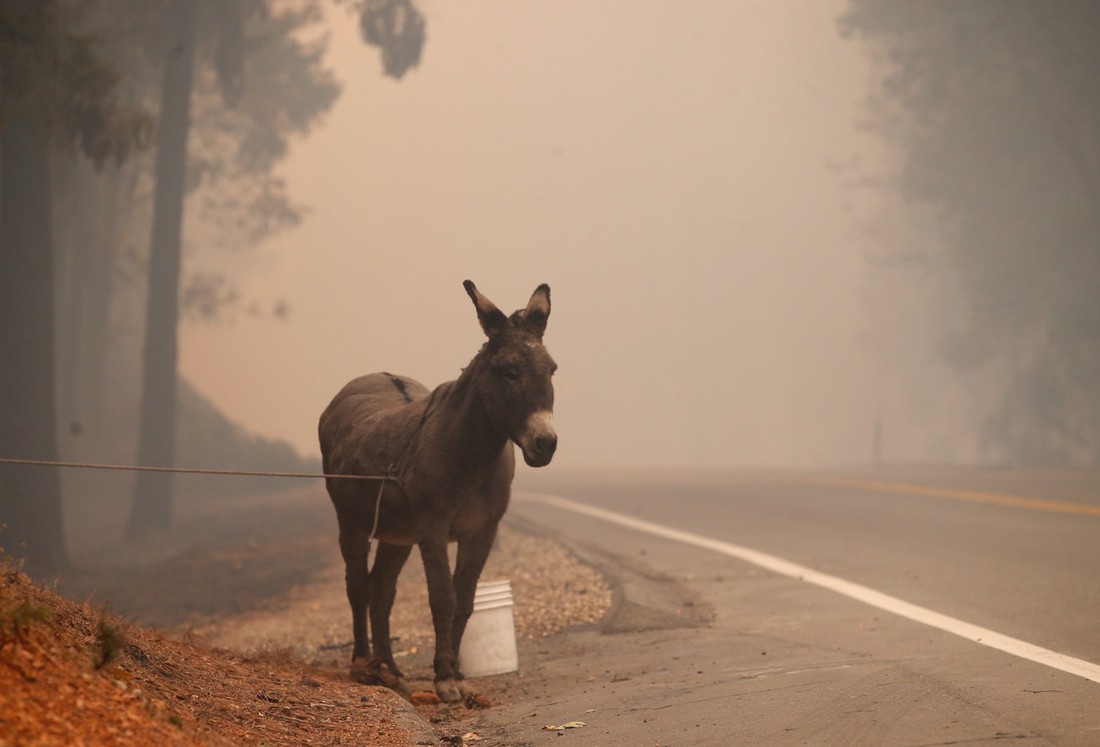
(354, 0, 425, 80)
(125, 0, 200, 541)
(0, 0, 150, 573)
(0, 115, 65, 573)
(842, 1, 1100, 465)
(49, 0, 334, 457)
(126, 0, 345, 540)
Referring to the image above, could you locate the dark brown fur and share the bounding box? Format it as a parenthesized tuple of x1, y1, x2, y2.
(318, 281, 556, 702)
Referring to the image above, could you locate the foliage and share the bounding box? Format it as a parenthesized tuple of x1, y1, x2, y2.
(94, 614, 123, 668)
(843, 1, 1100, 464)
(57, 0, 341, 319)
(0, 601, 53, 641)
(1, 558, 53, 643)
(180, 272, 290, 322)
(190, 0, 341, 251)
(338, 0, 425, 79)
(0, 0, 152, 165)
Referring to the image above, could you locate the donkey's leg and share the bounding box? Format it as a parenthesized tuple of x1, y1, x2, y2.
(418, 536, 462, 703)
(451, 523, 500, 681)
(368, 541, 413, 677)
(338, 525, 373, 682)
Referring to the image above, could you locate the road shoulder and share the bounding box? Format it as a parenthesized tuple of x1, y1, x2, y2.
(468, 496, 1100, 746)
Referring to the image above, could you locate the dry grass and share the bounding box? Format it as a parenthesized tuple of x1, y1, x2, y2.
(0, 556, 426, 746)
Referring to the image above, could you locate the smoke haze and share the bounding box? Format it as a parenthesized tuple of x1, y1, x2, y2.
(179, 0, 890, 470)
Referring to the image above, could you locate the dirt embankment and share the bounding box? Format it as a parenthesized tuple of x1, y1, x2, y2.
(0, 557, 428, 746)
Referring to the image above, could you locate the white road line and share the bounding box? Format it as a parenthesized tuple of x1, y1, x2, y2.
(518, 492, 1100, 685)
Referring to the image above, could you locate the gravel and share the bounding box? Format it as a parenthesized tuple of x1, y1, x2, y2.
(193, 524, 613, 661)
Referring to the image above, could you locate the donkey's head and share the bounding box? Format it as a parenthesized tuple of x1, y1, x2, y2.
(464, 280, 558, 467)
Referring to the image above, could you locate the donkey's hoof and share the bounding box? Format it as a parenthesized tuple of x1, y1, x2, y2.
(350, 658, 405, 692)
(349, 657, 374, 685)
(381, 659, 405, 679)
(435, 678, 463, 703)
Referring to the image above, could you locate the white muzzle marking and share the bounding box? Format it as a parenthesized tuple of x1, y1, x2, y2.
(518, 410, 557, 466)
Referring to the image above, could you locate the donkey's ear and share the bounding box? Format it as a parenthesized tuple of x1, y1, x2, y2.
(522, 283, 551, 338)
(464, 279, 507, 338)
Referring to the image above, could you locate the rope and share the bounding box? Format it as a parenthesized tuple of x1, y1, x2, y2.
(0, 457, 394, 482)
(2, 455, 398, 545)
(370, 479, 386, 540)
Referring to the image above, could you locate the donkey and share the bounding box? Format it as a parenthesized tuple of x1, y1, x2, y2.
(318, 280, 557, 702)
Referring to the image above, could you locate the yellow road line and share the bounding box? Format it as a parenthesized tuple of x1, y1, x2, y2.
(785, 476, 1100, 518)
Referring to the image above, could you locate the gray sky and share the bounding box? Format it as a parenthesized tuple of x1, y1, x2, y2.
(179, 0, 889, 470)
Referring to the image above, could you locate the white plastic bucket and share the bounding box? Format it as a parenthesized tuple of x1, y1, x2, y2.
(459, 579, 518, 677)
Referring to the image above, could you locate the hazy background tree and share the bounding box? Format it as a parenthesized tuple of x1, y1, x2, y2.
(0, 0, 151, 573)
(122, 0, 343, 539)
(2, 0, 347, 559)
(126, 0, 422, 539)
(126, 0, 200, 540)
(843, 0, 1100, 465)
(350, 0, 425, 79)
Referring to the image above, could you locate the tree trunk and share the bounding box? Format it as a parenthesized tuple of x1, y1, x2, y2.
(0, 117, 68, 575)
(81, 168, 118, 437)
(55, 157, 98, 455)
(125, 0, 198, 541)
(57, 161, 117, 452)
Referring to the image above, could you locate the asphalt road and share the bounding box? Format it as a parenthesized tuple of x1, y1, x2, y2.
(477, 466, 1100, 746)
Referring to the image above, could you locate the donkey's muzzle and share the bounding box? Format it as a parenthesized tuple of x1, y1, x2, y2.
(518, 411, 557, 468)
(527, 433, 557, 466)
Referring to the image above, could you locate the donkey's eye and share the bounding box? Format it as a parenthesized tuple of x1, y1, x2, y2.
(503, 369, 522, 382)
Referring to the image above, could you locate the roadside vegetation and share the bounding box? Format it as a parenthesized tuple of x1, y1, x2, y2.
(0, 553, 422, 745)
